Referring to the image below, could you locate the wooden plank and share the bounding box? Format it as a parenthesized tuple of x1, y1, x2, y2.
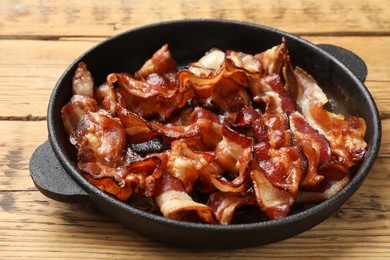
(0, 0, 389, 38)
(0, 36, 389, 118)
(0, 39, 98, 118)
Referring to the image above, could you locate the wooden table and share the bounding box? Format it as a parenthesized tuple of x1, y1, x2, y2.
(1, 0, 389, 258)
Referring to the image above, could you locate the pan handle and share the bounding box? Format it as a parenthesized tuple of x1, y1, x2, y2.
(317, 44, 368, 83)
(29, 140, 89, 203)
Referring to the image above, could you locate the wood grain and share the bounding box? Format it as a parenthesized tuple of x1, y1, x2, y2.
(0, 0, 389, 38)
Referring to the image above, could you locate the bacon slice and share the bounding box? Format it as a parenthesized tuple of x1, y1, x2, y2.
(122, 156, 163, 198)
(254, 142, 306, 195)
(134, 44, 177, 80)
(165, 140, 216, 192)
(207, 191, 257, 224)
(95, 82, 117, 115)
(72, 62, 94, 97)
(110, 72, 193, 121)
(249, 74, 297, 114)
(148, 107, 224, 149)
(117, 106, 159, 143)
(61, 95, 99, 136)
(296, 160, 350, 204)
(212, 124, 254, 192)
(294, 67, 367, 167)
(154, 173, 217, 223)
(289, 111, 333, 187)
(70, 111, 127, 182)
(250, 164, 294, 220)
(256, 39, 288, 76)
(178, 49, 262, 99)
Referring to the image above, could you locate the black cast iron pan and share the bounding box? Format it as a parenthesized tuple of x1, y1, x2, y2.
(30, 19, 381, 249)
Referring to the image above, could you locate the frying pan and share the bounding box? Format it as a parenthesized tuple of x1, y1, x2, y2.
(30, 19, 381, 249)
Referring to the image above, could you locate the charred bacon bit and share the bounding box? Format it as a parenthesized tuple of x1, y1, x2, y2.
(61, 95, 99, 137)
(134, 44, 177, 80)
(165, 140, 216, 192)
(250, 164, 294, 220)
(207, 191, 257, 224)
(72, 62, 94, 97)
(212, 124, 254, 192)
(294, 67, 367, 167)
(154, 173, 217, 224)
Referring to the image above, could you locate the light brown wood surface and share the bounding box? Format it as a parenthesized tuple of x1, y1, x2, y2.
(1, 0, 389, 259)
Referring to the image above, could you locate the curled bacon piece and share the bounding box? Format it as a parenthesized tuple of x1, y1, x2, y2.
(212, 124, 254, 192)
(110, 73, 193, 121)
(296, 160, 350, 204)
(256, 39, 288, 76)
(289, 111, 332, 187)
(154, 173, 217, 223)
(165, 140, 216, 193)
(250, 164, 294, 220)
(70, 111, 127, 178)
(207, 191, 257, 224)
(134, 44, 177, 80)
(294, 67, 367, 167)
(61, 95, 99, 136)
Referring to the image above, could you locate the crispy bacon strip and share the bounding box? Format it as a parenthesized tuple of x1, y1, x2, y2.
(165, 140, 216, 192)
(95, 82, 117, 115)
(179, 49, 262, 99)
(154, 173, 217, 223)
(110, 72, 193, 121)
(134, 44, 177, 80)
(294, 67, 367, 167)
(122, 156, 163, 198)
(61, 95, 99, 136)
(250, 164, 294, 220)
(296, 160, 350, 204)
(148, 107, 224, 149)
(117, 106, 159, 143)
(254, 142, 306, 195)
(249, 74, 297, 114)
(212, 124, 254, 192)
(207, 191, 257, 224)
(289, 111, 332, 187)
(256, 39, 288, 76)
